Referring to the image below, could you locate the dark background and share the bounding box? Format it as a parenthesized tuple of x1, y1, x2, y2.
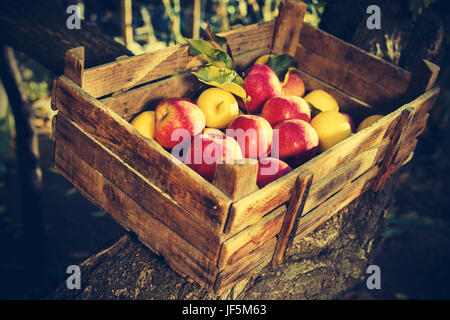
(0, 0, 449, 299)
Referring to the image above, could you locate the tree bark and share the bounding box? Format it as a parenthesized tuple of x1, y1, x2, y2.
(49, 176, 396, 300)
(0, 0, 132, 75)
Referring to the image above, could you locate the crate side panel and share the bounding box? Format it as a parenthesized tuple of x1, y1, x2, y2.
(54, 76, 232, 233)
(218, 205, 286, 270)
(53, 140, 217, 289)
(298, 24, 411, 110)
(55, 114, 223, 261)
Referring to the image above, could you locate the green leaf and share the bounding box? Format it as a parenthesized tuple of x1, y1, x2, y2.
(192, 66, 248, 101)
(267, 54, 298, 81)
(186, 39, 235, 70)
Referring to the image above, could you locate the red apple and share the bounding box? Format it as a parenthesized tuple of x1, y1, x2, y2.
(185, 134, 243, 182)
(340, 112, 356, 133)
(155, 98, 205, 150)
(261, 96, 311, 127)
(227, 115, 272, 159)
(282, 71, 305, 97)
(257, 157, 293, 188)
(244, 65, 282, 114)
(272, 119, 319, 166)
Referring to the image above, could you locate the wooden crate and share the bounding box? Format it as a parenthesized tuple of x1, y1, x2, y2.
(51, 1, 440, 295)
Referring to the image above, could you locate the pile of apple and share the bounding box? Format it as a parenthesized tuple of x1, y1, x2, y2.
(131, 58, 383, 188)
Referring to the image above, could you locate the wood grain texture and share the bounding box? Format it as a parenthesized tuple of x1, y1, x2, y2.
(373, 107, 415, 192)
(218, 205, 286, 270)
(64, 47, 85, 87)
(225, 87, 440, 235)
(298, 23, 411, 111)
(53, 141, 218, 290)
(212, 159, 259, 201)
(53, 76, 232, 233)
(214, 237, 277, 295)
(272, 172, 312, 266)
(55, 114, 223, 261)
(294, 68, 375, 122)
(271, 0, 306, 56)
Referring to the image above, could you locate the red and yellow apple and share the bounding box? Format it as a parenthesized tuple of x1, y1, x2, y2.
(244, 65, 282, 114)
(185, 134, 243, 182)
(340, 112, 356, 133)
(272, 119, 319, 165)
(227, 115, 273, 159)
(154, 98, 205, 150)
(261, 96, 311, 127)
(257, 157, 293, 188)
(282, 71, 305, 97)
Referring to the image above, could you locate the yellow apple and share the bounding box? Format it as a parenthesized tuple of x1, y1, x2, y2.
(356, 115, 384, 132)
(304, 89, 339, 112)
(197, 87, 239, 129)
(131, 110, 155, 140)
(310, 111, 351, 151)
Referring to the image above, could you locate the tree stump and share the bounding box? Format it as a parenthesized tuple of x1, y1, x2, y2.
(50, 175, 396, 300)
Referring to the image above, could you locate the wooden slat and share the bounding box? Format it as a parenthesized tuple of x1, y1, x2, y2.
(55, 113, 223, 261)
(271, 0, 306, 56)
(272, 172, 312, 266)
(218, 205, 286, 270)
(64, 46, 85, 87)
(373, 107, 415, 192)
(293, 145, 417, 243)
(405, 59, 440, 102)
(294, 68, 376, 123)
(212, 159, 259, 201)
(295, 45, 405, 111)
(53, 76, 232, 233)
(224, 87, 440, 235)
(299, 23, 411, 109)
(294, 166, 378, 240)
(54, 141, 218, 290)
(83, 21, 275, 98)
(101, 72, 204, 120)
(214, 237, 277, 295)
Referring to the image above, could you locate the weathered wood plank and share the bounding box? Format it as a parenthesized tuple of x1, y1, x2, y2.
(218, 205, 286, 270)
(294, 68, 375, 122)
(55, 113, 223, 261)
(53, 76, 232, 233)
(214, 237, 277, 295)
(64, 47, 85, 87)
(212, 159, 259, 201)
(101, 72, 204, 120)
(53, 141, 218, 290)
(295, 44, 405, 111)
(294, 166, 379, 240)
(272, 172, 312, 266)
(225, 87, 440, 235)
(373, 107, 415, 192)
(299, 23, 411, 107)
(83, 21, 275, 98)
(271, 0, 306, 56)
